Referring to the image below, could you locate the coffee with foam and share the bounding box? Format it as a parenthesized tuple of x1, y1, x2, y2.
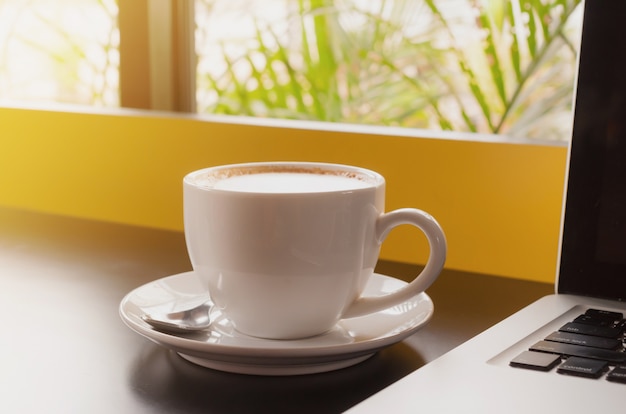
(192, 165, 377, 194)
(212, 172, 372, 193)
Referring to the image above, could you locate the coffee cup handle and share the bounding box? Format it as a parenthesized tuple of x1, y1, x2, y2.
(342, 208, 447, 319)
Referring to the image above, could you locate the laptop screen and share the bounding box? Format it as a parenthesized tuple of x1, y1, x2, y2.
(558, 0, 626, 301)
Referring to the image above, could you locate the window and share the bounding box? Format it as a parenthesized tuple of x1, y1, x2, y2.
(0, 0, 584, 141)
(0, 0, 119, 106)
(194, 0, 583, 141)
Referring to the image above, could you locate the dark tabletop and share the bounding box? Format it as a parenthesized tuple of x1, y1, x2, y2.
(0, 207, 553, 413)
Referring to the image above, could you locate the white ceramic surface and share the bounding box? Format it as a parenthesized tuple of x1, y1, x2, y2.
(119, 271, 434, 376)
(183, 162, 446, 339)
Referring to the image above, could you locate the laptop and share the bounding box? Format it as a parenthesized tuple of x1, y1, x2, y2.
(349, 1, 626, 412)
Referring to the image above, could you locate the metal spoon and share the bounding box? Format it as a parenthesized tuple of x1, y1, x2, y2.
(141, 302, 212, 333)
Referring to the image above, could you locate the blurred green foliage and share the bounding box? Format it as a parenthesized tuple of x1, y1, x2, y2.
(197, 0, 583, 141)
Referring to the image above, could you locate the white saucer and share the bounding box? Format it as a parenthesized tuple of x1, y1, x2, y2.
(119, 271, 434, 376)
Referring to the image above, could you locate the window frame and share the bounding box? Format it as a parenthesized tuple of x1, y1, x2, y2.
(118, 0, 195, 112)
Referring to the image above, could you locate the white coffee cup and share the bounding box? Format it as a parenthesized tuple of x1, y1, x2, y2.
(183, 162, 446, 339)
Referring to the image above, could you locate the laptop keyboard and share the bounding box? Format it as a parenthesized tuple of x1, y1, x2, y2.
(510, 308, 626, 383)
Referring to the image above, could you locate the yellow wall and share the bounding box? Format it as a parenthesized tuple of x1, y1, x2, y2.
(0, 106, 568, 283)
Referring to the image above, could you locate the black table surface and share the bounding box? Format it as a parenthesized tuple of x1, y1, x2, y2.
(0, 207, 553, 413)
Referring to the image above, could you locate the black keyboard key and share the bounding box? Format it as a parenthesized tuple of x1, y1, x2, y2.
(585, 309, 623, 321)
(510, 351, 561, 372)
(557, 357, 609, 378)
(545, 331, 622, 350)
(530, 341, 626, 363)
(607, 365, 626, 384)
(574, 314, 614, 327)
(559, 322, 622, 339)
